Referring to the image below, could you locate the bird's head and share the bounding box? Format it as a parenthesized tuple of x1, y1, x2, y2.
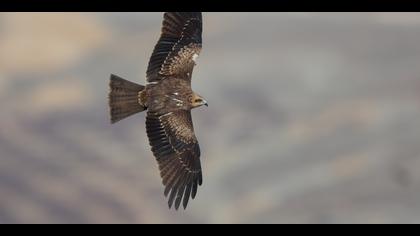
(191, 92, 208, 108)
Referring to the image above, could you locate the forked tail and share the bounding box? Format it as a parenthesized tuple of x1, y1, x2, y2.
(109, 74, 146, 124)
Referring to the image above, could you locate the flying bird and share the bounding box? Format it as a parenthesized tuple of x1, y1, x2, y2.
(108, 12, 206, 210)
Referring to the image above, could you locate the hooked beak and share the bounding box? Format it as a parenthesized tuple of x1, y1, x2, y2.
(204, 101, 208, 107)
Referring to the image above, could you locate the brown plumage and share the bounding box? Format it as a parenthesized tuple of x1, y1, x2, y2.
(108, 12, 207, 210)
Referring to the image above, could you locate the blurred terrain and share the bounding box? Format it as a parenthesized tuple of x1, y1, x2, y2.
(1, 12, 420, 223)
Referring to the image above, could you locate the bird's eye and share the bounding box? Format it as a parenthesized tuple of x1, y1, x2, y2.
(195, 99, 202, 103)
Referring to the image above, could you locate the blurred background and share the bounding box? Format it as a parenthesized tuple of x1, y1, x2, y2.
(1, 12, 420, 224)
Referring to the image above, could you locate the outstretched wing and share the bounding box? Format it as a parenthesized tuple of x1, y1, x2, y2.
(146, 12, 202, 82)
(146, 110, 202, 210)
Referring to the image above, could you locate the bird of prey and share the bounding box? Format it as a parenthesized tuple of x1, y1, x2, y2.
(108, 12, 207, 210)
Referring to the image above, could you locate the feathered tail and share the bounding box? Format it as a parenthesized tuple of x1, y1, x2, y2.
(109, 74, 146, 124)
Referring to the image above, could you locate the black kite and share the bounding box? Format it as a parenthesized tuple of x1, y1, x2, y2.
(108, 12, 207, 210)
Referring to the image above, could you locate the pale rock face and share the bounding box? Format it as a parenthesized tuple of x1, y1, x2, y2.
(0, 13, 109, 75)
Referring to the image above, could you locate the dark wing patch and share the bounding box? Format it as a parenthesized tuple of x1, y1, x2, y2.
(146, 110, 203, 210)
(146, 12, 202, 82)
